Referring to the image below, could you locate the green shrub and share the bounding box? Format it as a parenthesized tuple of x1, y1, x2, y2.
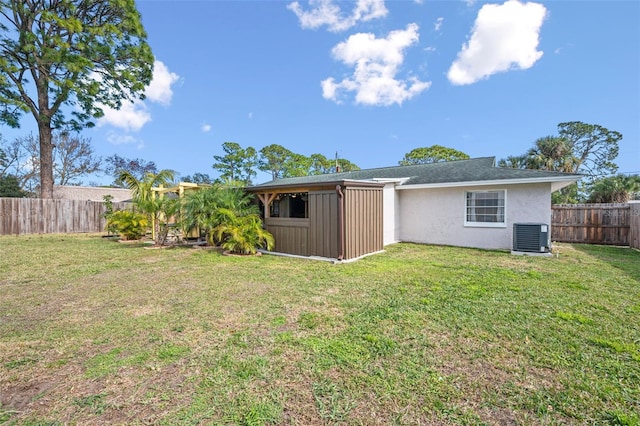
(107, 210, 148, 240)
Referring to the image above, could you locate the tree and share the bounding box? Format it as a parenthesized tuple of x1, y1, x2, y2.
(336, 158, 360, 173)
(558, 121, 621, 179)
(258, 144, 295, 180)
(0, 174, 26, 197)
(104, 154, 158, 187)
(0, 132, 101, 191)
(309, 153, 332, 175)
(587, 174, 640, 203)
(118, 169, 176, 245)
(182, 172, 212, 185)
(212, 142, 258, 185)
(53, 132, 101, 185)
(497, 155, 527, 169)
(0, 135, 39, 193)
(522, 136, 576, 173)
(399, 145, 470, 165)
(0, 0, 154, 198)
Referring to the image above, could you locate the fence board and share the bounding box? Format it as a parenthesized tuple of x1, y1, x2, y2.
(0, 198, 130, 235)
(631, 204, 640, 249)
(551, 203, 631, 245)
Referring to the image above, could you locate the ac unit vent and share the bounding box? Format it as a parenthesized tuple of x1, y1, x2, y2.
(513, 223, 550, 253)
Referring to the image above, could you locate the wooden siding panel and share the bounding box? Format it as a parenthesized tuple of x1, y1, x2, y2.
(308, 191, 339, 259)
(0, 198, 130, 235)
(265, 217, 309, 256)
(343, 187, 383, 259)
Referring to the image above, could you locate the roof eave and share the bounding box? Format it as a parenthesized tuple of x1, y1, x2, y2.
(395, 176, 581, 190)
(247, 179, 385, 193)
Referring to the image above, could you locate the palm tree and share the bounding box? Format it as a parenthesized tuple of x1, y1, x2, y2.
(525, 136, 577, 173)
(181, 182, 266, 248)
(181, 185, 222, 243)
(212, 209, 274, 255)
(588, 175, 640, 203)
(118, 169, 176, 244)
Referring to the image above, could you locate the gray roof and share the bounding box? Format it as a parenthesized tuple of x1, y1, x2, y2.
(249, 157, 581, 190)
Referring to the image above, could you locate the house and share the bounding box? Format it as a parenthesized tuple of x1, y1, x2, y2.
(246, 157, 581, 261)
(53, 185, 132, 202)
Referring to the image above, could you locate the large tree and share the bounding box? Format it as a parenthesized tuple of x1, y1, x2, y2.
(53, 132, 101, 185)
(557, 121, 621, 179)
(258, 144, 295, 180)
(104, 154, 158, 187)
(399, 145, 470, 165)
(0, 0, 153, 198)
(522, 136, 576, 173)
(0, 131, 101, 190)
(212, 142, 258, 185)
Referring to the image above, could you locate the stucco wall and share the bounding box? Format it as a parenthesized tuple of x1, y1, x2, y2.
(53, 185, 132, 202)
(382, 182, 400, 245)
(396, 183, 552, 250)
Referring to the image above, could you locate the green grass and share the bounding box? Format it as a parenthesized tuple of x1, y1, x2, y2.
(0, 234, 639, 425)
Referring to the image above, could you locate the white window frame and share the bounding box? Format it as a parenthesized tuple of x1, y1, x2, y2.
(464, 189, 507, 228)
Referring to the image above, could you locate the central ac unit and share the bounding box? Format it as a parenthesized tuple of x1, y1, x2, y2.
(513, 223, 550, 253)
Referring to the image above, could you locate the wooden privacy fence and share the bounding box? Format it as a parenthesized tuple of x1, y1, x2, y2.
(0, 198, 131, 235)
(551, 203, 639, 247)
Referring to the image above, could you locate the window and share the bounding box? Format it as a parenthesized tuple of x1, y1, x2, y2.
(465, 190, 506, 227)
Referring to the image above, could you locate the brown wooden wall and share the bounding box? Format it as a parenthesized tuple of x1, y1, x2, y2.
(551, 203, 631, 245)
(631, 204, 640, 250)
(0, 198, 130, 235)
(308, 190, 339, 259)
(265, 217, 310, 256)
(344, 187, 383, 259)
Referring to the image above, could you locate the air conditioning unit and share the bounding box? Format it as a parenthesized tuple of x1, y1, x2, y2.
(513, 223, 550, 253)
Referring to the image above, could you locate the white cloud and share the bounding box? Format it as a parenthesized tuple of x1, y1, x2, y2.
(321, 23, 431, 106)
(99, 100, 151, 132)
(447, 0, 547, 85)
(145, 60, 180, 106)
(287, 0, 388, 32)
(201, 123, 212, 133)
(248, 112, 253, 119)
(98, 60, 180, 131)
(106, 131, 142, 148)
(434, 17, 444, 32)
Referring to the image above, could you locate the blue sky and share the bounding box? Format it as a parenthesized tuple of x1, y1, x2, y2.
(4, 0, 640, 185)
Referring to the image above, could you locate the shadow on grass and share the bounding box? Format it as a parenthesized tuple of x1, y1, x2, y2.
(573, 244, 640, 282)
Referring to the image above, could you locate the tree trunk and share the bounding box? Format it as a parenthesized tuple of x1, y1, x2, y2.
(38, 123, 54, 199)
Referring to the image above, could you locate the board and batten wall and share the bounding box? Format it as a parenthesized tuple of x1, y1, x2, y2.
(396, 183, 552, 250)
(263, 186, 384, 260)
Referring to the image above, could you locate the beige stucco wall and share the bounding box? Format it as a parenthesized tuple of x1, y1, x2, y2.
(53, 185, 132, 202)
(396, 183, 552, 250)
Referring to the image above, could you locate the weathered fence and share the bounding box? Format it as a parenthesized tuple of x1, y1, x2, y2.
(630, 204, 640, 249)
(0, 198, 130, 235)
(551, 203, 632, 246)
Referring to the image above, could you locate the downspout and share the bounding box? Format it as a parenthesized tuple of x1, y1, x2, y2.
(336, 184, 345, 261)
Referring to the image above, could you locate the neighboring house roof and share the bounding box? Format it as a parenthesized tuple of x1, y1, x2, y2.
(53, 185, 133, 202)
(249, 157, 581, 192)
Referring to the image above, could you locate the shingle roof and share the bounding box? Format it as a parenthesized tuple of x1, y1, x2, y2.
(249, 157, 581, 190)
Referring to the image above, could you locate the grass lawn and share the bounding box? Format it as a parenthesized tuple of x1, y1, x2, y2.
(0, 234, 639, 425)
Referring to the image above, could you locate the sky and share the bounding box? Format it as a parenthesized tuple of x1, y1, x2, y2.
(2, 0, 639, 185)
